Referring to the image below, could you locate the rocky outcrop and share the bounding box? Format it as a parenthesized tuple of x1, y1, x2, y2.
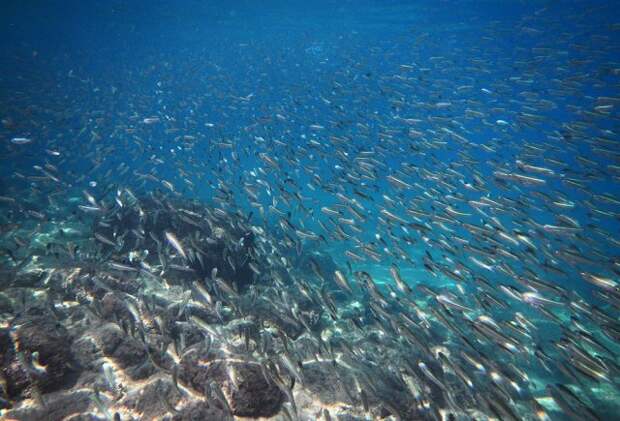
(179, 349, 284, 417)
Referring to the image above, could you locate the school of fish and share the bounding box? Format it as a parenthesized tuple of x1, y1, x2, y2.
(0, 2, 619, 421)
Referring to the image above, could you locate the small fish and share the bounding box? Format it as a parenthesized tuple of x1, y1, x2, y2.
(390, 264, 412, 294)
(333, 270, 354, 294)
(10, 137, 32, 145)
(165, 231, 187, 260)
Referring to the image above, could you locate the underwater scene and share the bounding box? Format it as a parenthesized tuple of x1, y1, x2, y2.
(1, 1, 619, 420)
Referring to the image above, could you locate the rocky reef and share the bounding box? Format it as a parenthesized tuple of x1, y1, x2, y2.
(0, 195, 431, 421)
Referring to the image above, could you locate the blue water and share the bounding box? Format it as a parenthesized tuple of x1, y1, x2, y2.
(1, 1, 620, 420)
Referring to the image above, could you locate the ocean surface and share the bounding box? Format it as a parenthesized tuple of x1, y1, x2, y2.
(1, 1, 619, 420)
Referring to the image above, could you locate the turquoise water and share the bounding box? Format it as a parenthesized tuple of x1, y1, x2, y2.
(1, 1, 619, 420)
